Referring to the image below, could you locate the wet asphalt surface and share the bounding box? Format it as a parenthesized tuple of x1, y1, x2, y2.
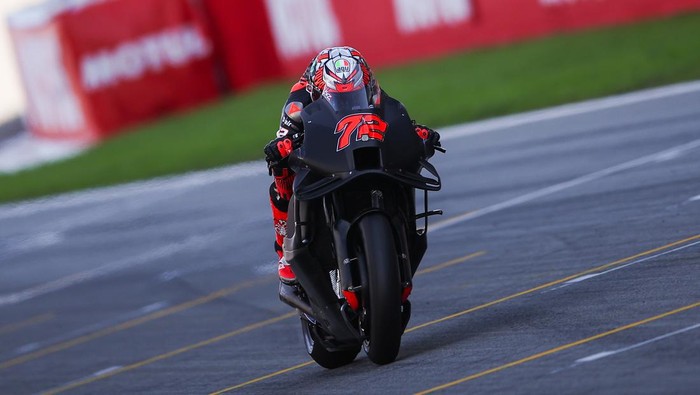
(1, 85, 699, 394)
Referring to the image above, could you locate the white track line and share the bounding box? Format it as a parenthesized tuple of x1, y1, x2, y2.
(10, 302, 168, 357)
(440, 79, 700, 140)
(0, 162, 266, 221)
(574, 323, 700, 364)
(0, 191, 185, 261)
(2, 80, 699, 219)
(543, 240, 700, 293)
(0, 234, 220, 306)
(430, 138, 700, 232)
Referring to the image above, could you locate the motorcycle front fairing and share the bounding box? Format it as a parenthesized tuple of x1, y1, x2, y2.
(288, 96, 440, 201)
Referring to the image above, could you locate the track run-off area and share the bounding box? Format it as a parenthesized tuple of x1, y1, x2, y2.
(1, 81, 699, 394)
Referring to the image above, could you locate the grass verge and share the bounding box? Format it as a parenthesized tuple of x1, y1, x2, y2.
(2, 12, 700, 203)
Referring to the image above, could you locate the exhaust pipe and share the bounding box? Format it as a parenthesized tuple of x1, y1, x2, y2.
(278, 282, 314, 317)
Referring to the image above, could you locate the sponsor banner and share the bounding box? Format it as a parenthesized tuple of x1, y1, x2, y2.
(10, 0, 220, 141)
(10, 0, 700, 140)
(59, 0, 220, 140)
(260, 0, 700, 77)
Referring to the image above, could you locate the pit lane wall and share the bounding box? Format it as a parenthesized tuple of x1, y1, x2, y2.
(8, 0, 700, 141)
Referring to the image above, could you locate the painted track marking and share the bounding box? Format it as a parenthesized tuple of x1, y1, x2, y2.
(40, 312, 297, 395)
(0, 162, 266, 220)
(414, 302, 700, 395)
(9, 302, 168, 358)
(415, 251, 486, 275)
(0, 277, 272, 370)
(1, 252, 484, 371)
(210, 251, 487, 395)
(0, 233, 222, 307)
(209, 361, 316, 395)
(573, 322, 700, 364)
(406, 234, 700, 333)
(431, 138, 700, 232)
(39, 251, 486, 394)
(211, 234, 700, 393)
(440, 80, 700, 140)
(546, 240, 700, 292)
(0, 313, 54, 336)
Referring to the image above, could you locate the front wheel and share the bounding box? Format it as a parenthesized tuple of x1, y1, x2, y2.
(357, 213, 403, 365)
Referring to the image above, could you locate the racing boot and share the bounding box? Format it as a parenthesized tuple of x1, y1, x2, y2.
(269, 168, 296, 283)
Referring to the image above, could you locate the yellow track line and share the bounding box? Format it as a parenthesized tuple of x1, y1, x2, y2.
(415, 251, 486, 276)
(415, 301, 700, 394)
(407, 233, 700, 333)
(0, 313, 55, 336)
(1, 277, 273, 370)
(210, 251, 487, 395)
(214, 233, 700, 393)
(210, 361, 316, 395)
(41, 312, 297, 395)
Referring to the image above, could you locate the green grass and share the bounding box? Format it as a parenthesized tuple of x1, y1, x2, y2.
(2, 12, 700, 203)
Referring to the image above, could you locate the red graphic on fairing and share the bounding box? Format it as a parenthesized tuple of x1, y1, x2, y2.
(334, 113, 388, 151)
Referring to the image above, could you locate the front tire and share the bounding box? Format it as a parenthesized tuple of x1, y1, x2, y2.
(358, 213, 403, 365)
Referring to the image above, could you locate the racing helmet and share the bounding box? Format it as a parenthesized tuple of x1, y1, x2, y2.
(320, 53, 373, 111)
(305, 46, 379, 104)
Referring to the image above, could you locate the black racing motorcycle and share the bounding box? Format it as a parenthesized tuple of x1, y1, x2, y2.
(279, 87, 443, 368)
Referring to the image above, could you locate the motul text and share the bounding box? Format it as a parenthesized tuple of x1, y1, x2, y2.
(81, 25, 211, 91)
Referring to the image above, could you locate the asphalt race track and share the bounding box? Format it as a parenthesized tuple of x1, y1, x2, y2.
(1, 82, 699, 394)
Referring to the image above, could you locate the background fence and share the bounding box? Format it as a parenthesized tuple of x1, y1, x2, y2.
(8, 0, 700, 141)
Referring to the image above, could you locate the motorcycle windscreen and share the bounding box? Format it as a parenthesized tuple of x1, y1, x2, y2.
(322, 86, 372, 112)
(291, 97, 432, 200)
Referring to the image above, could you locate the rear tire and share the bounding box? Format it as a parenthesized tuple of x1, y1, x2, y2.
(301, 317, 360, 369)
(358, 213, 403, 365)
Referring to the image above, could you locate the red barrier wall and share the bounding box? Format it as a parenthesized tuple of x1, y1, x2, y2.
(202, 0, 283, 90)
(11, 0, 700, 141)
(257, 0, 700, 77)
(11, 0, 220, 141)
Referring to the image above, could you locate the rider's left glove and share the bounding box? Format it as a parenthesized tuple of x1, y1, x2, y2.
(414, 122, 441, 157)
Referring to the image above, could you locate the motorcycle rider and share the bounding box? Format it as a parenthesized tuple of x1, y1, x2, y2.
(264, 46, 441, 284)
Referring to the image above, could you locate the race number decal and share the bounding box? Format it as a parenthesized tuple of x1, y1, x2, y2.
(334, 113, 388, 151)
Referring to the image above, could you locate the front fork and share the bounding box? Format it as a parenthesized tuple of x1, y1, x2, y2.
(327, 190, 415, 313)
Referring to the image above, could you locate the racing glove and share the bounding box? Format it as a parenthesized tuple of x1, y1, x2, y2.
(414, 122, 442, 157)
(264, 133, 303, 175)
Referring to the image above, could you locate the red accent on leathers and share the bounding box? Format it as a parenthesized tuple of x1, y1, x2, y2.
(290, 80, 307, 93)
(270, 195, 287, 260)
(269, 168, 295, 261)
(286, 102, 302, 117)
(274, 168, 294, 201)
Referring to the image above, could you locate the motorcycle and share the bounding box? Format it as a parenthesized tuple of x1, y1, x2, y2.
(279, 86, 443, 368)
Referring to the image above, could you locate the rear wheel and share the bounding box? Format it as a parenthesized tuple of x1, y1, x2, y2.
(301, 317, 360, 369)
(358, 213, 403, 365)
